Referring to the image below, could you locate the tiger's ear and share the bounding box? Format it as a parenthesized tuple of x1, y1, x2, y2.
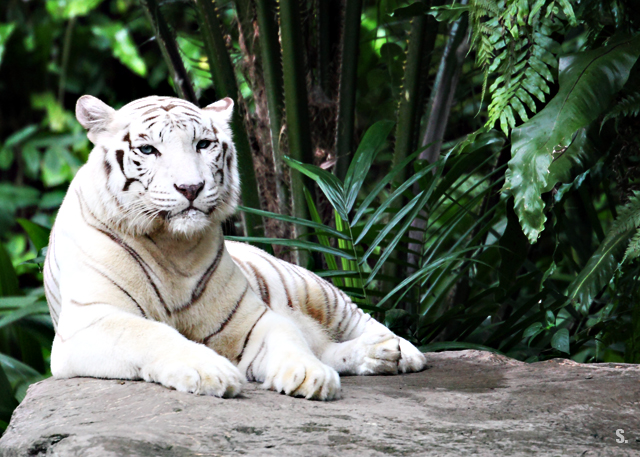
(203, 97, 234, 124)
(76, 95, 115, 134)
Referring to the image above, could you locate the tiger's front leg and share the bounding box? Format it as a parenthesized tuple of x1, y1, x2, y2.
(52, 302, 245, 397)
(237, 310, 341, 400)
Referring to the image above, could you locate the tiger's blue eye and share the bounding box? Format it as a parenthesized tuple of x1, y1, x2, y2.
(138, 144, 158, 155)
(196, 140, 211, 150)
(139, 145, 157, 155)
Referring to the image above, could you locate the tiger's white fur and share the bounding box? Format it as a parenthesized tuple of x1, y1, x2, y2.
(43, 95, 427, 400)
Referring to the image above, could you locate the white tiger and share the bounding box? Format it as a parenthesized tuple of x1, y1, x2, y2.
(43, 95, 427, 400)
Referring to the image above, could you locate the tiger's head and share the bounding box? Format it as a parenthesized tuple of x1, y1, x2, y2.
(76, 95, 240, 237)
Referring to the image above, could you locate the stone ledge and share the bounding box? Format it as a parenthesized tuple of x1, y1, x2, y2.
(1, 350, 639, 456)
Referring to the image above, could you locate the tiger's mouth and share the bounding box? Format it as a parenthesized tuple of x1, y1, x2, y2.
(166, 205, 207, 220)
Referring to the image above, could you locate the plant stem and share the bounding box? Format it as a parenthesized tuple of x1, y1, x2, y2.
(334, 0, 364, 181)
(392, 6, 439, 184)
(280, 0, 314, 265)
(138, 0, 198, 104)
(406, 2, 470, 284)
(316, 0, 331, 96)
(420, 2, 469, 163)
(255, 0, 288, 216)
(385, 3, 440, 305)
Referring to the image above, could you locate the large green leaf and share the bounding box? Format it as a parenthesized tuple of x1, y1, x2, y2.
(17, 219, 51, 252)
(550, 328, 570, 354)
(284, 157, 349, 220)
(343, 120, 395, 213)
(504, 35, 640, 243)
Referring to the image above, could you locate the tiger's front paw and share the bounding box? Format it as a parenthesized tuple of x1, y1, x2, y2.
(263, 353, 340, 400)
(398, 337, 427, 373)
(142, 344, 244, 397)
(352, 330, 402, 375)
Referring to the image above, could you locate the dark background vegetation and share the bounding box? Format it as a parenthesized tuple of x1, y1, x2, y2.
(1, 0, 639, 432)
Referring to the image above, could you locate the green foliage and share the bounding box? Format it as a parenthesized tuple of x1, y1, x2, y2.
(433, 0, 576, 134)
(504, 35, 640, 243)
(46, 0, 105, 20)
(91, 22, 147, 77)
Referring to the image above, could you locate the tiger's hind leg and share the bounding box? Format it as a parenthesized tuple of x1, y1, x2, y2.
(286, 307, 404, 375)
(320, 318, 427, 375)
(227, 241, 427, 376)
(321, 328, 401, 375)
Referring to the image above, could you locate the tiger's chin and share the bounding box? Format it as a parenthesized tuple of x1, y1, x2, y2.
(165, 208, 213, 237)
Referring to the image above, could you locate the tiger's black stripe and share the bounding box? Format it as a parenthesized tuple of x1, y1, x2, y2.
(306, 272, 332, 326)
(279, 260, 312, 313)
(234, 308, 267, 363)
(114, 148, 143, 191)
(43, 272, 60, 305)
(44, 240, 61, 290)
(142, 107, 160, 117)
(247, 263, 271, 307)
(76, 190, 167, 316)
(202, 284, 249, 344)
(49, 228, 60, 271)
(85, 262, 147, 318)
(94, 226, 168, 315)
(43, 278, 60, 323)
(254, 252, 294, 308)
(172, 241, 225, 314)
(245, 341, 266, 381)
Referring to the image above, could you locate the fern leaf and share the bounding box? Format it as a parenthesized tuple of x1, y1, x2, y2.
(601, 92, 640, 127)
(568, 193, 640, 311)
(623, 228, 640, 264)
(611, 191, 640, 235)
(466, 0, 573, 134)
(567, 227, 633, 314)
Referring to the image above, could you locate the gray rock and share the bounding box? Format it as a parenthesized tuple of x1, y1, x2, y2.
(1, 350, 639, 456)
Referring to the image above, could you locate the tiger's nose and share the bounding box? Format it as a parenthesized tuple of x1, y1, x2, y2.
(174, 182, 204, 202)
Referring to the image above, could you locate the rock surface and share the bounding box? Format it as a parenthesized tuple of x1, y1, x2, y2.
(1, 350, 639, 456)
